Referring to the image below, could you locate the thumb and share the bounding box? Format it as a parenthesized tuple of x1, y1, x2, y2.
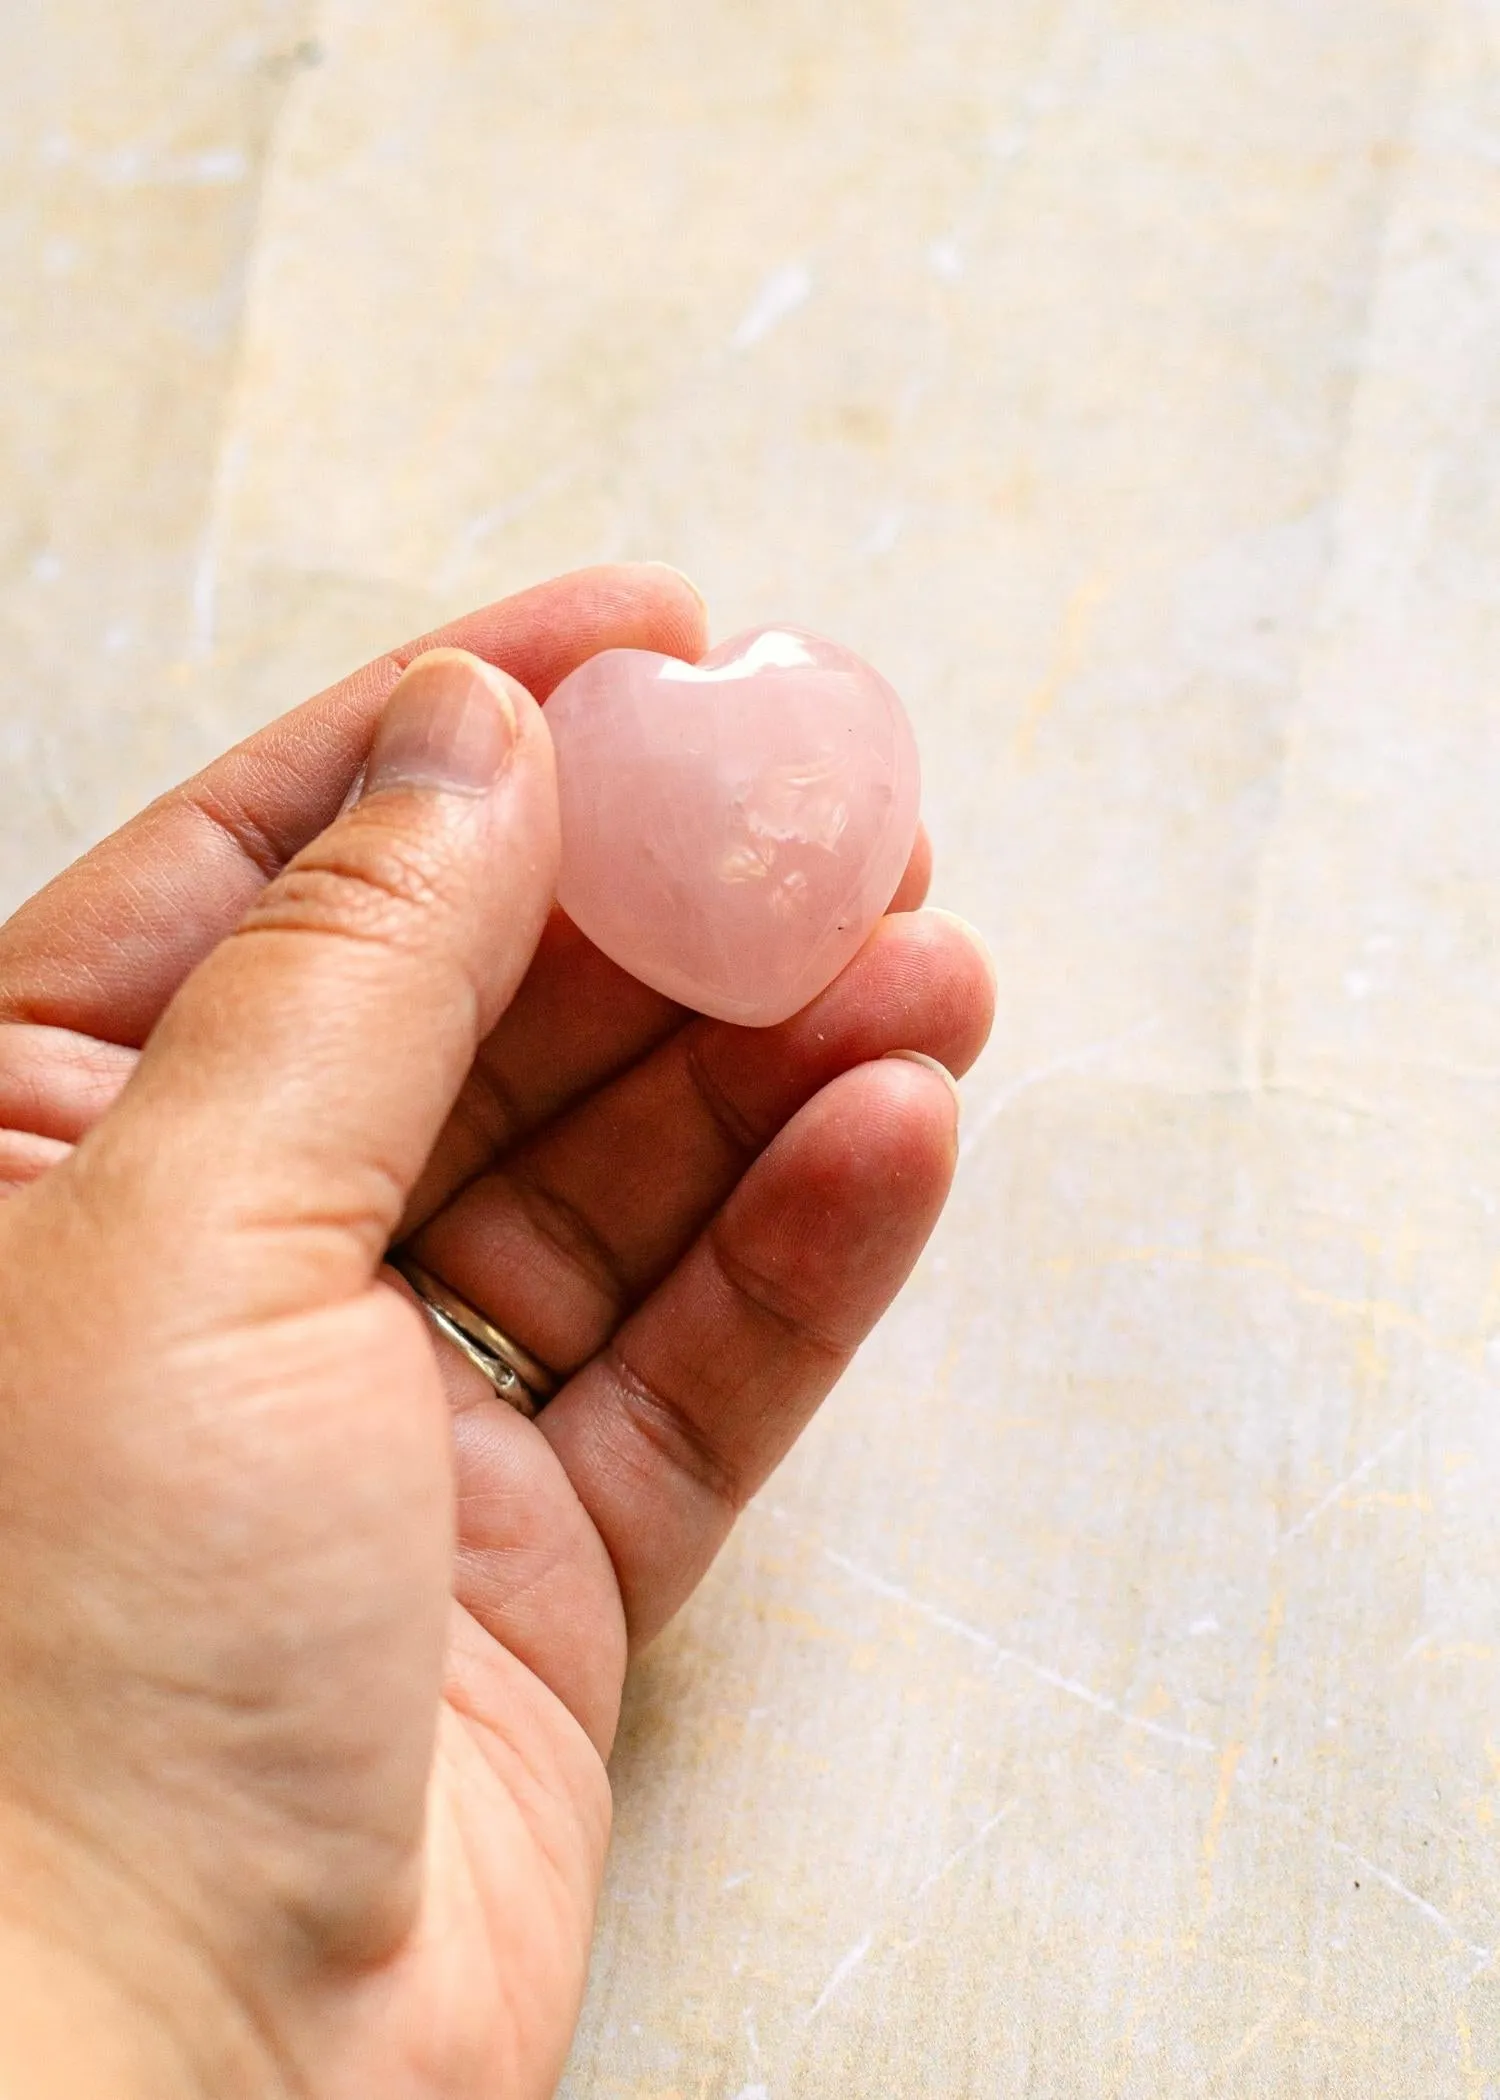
(70, 648, 559, 1318)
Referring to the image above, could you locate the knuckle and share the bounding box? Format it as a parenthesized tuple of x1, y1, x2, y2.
(682, 1036, 764, 1157)
(604, 1346, 747, 1516)
(510, 1173, 634, 1322)
(183, 780, 291, 886)
(711, 1233, 853, 1359)
(240, 828, 464, 953)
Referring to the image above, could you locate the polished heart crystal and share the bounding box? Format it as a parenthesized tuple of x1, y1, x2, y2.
(545, 626, 921, 1026)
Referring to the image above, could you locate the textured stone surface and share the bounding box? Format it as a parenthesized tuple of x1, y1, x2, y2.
(548, 628, 920, 1025)
(6, 2, 1500, 2093)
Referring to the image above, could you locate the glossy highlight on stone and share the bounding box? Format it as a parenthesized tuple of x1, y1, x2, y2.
(545, 626, 922, 1026)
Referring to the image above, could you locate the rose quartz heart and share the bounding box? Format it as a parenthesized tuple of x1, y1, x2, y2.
(544, 625, 921, 1026)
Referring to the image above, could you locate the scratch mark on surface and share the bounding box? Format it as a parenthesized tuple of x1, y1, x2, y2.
(1013, 1657, 1214, 1752)
(1277, 1411, 1429, 1549)
(958, 1015, 1162, 1162)
(1333, 1841, 1491, 1966)
(819, 1544, 1213, 1752)
(910, 1800, 1018, 1905)
(805, 1932, 874, 2022)
(732, 262, 814, 350)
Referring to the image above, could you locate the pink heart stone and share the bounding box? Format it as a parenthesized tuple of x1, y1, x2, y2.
(544, 626, 921, 1027)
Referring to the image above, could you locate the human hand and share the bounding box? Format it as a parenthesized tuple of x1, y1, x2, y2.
(0, 565, 994, 2098)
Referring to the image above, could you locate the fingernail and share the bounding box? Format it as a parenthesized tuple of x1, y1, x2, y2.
(883, 1048, 962, 1122)
(361, 650, 519, 799)
(925, 908, 997, 993)
(640, 560, 709, 618)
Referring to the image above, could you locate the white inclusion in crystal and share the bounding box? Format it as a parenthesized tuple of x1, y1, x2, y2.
(718, 845, 772, 884)
(769, 868, 811, 917)
(716, 764, 850, 888)
(746, 764, 849, 847)
(731, 262, 814, 350)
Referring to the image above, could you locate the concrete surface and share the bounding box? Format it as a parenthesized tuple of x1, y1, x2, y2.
(5, 2, 1500, 2091)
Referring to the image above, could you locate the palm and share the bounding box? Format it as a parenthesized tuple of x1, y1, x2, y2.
(0, 569, 992, 2097)
(348, 1667, 613, 2098)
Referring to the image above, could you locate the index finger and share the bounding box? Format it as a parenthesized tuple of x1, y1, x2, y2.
(0, 563, 708, 1047)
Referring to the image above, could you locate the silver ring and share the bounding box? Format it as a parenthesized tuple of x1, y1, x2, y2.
(390, 1255, 562, 1418)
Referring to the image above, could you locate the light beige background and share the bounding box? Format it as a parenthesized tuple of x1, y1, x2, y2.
(5, 2, 1500, 2092)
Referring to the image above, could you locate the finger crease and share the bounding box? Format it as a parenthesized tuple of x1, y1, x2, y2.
(237, 861, 465, 960)
(603, 1344, 746, 1515)
(184, 781, 296, 887)
(231, 911, 419, 960)
(509, 1173, 635, 1321)
(457, 1054, 526, 1159)
(682, 1037, 766, 1159)
(275, 848, 456, 925)
(710, 1233, 855, 1361)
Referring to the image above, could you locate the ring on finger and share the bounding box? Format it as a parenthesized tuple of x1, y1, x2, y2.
(389, 1253, 562, 1417)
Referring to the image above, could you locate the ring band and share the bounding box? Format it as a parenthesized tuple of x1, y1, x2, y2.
(390, 1254, 562, 1418)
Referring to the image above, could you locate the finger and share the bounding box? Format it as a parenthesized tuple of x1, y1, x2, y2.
(0, 564, 707, 1048)
(406, 909, 994, 1371)
(0, 1025, 137, 1143)
(889, 822, 933, 912)
(538, 1056, 958, 1645)
(372, 1261, 627, 1748)
(0, 1130, 71, 1193)
(68, 650, 559, 1322)
(452, 1388, 628, 1753)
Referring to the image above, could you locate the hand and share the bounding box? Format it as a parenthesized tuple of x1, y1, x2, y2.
(0, 566, 994, 2098)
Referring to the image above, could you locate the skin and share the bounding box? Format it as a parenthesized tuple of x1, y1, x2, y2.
(0, 564, 994, 2098)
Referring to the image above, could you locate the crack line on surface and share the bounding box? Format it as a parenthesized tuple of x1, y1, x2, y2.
(1275, 1407, 1431, 1549)
(1333, 1840, 1491, 1968)
(801, 1532, 1216, 1754)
